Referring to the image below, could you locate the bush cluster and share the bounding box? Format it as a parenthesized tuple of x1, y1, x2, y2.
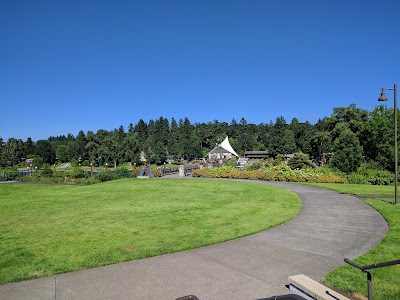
(41, 164, 54, 177)
(22, 174, 65, 184)
(95, 167, 132, 182)
(20, 164, 162, 185)
(0, 168, 19, 181)
(346, 163, 394, 185)
(68, 167, 88, 179)
(193, 163, 346, 184)
(21, 166, 94, 184)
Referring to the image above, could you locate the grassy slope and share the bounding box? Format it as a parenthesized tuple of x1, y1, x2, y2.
(307, 183, 400, 300)
(303, 182, 395, 196)
(0, 179, 300, 284)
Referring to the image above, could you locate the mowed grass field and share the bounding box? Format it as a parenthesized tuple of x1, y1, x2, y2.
(0, 179, 301, 284)
(304, 182, 396, 196)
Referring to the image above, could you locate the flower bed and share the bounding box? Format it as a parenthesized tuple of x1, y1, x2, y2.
(193, 164, 346, 184)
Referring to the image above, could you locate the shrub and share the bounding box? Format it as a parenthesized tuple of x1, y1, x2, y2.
(20, 174, 40, 182)
(346, 173, 370, 185)
(347, 164, 394, 185)
(41, 164, 54, 177)
(110, 167, 131, 180)
(130, 167, 141, 177)
(68, 167, 88, 179)
(244, 162, 263, 171)
(287, 152, 313, 170)
(95, 172, 113, 182)
(262, 158, 275, 168)
(224, 159, 237, 167)
(151, 167, 161, 177)
(274, 154, 285, 165)
(0, 168, 19, 181)
(27, 155, 43, 168)
(307, 175, 346, 184)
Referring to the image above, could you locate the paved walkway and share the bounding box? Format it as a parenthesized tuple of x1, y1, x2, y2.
(0, 181, 388, 300)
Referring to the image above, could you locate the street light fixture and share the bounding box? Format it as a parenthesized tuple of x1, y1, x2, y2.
(378, 83, 398, 204)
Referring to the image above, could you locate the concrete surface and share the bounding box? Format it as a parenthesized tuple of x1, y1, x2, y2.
(288, 274, 350, 300)
(0, 181, 388, 300)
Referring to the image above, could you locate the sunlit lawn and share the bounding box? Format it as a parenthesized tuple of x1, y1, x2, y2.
(0, 178, 300, 284)
(304, 182, 395, 196)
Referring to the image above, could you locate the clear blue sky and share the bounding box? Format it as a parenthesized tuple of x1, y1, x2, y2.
(1, 0, 399, 141)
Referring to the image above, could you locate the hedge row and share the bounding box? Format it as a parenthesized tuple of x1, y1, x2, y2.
(20, 166, 161, 184)
(347, 167, 393, 185)
(193, 164, 346, 184)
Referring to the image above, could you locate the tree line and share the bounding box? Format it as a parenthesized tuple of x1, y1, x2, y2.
(0, 104, 397, 174)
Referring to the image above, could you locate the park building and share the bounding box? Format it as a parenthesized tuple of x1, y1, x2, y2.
(243, 151, 269, 160)
(208, 147, 236, 161)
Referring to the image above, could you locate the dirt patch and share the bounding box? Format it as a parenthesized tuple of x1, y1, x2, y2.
(31, 270, 43, 277)
(120, 246, 136, 252)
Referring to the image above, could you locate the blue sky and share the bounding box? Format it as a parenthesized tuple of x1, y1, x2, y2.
(1, 0, 399, 141)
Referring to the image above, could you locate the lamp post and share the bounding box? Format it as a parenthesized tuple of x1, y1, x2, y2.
(378, 83, 398, 204)
(105, 163, 108, 172)
(90, 163, 93, 178)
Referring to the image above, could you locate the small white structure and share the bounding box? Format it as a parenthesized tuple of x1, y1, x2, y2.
(208, 136, 239, 161)
(140, 151, 147, 162)
(179, 165, 185, 177)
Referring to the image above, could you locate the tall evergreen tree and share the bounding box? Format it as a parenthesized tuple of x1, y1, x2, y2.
(135, 119, 148, 147)
(179, 118, 195, 159)
(35, 140, 55, 164)
(144, 118, 168, 163)
(268, 116, 296, 156)
(76, 130, 88, 161)
(168, 118, 180, 157)
(24, 137, 36, 157)
(330, 128, 363, 173)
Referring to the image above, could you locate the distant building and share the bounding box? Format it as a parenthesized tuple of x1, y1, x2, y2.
(140, 151, 147, 162)
(244, 151, 269, 160)
(25, 158, 34, 165)
(208, 147, 235, 161)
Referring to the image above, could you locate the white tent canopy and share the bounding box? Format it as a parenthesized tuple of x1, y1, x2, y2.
(219, 136, 239, 158)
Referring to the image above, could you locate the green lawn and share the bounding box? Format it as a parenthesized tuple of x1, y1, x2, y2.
(304, 182, 395, 196)
(0, 179, 300, 284)
(307, 183, 400, 300)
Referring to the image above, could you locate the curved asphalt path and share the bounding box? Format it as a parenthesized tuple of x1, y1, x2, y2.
(0, 181, 388, 300)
